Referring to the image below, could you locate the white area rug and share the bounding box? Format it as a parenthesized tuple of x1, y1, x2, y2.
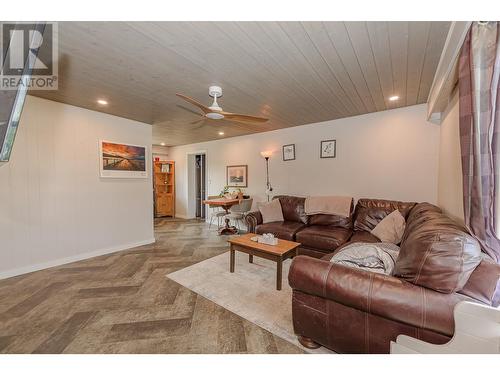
(167, 251, 332, 354)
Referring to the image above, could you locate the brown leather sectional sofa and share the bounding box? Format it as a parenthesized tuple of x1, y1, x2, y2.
(245, 196, 500, 353)
(246, 195, 356, 258)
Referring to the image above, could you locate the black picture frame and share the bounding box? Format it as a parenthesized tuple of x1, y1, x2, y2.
(320, 140, 336, 158)
(282, 144, 296, 161)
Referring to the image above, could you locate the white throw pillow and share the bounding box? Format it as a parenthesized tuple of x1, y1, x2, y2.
(258, 199, 284, 224)
(370, 210, 406, 244)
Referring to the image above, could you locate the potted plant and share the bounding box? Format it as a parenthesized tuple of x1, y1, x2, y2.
(219, 186, 230, 198)
(219, 186, 245, 200)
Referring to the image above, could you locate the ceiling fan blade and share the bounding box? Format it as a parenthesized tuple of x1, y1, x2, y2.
(176, 93, 210, 114)
(189, 117, 213, 130)
(221, 112, 269, 123)
(190, 118, 205, 125)
(177, 104, 205, 117)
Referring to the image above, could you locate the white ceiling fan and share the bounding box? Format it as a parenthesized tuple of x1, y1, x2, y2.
(176, 86, 269, 124)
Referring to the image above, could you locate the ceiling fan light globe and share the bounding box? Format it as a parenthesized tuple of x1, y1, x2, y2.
(208, 86, 223, 98)
(208, 105, 223, 112)
(206, 112, 224, 120)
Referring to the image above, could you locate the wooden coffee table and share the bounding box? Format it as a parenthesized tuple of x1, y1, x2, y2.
(227, 233, 301, 290)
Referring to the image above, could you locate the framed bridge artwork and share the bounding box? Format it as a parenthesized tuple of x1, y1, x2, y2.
(99, 140, 148, 178)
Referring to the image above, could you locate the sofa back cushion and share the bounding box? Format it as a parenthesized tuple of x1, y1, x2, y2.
(353, 198, 416, 232)
(308, 214, 352, 229)
(308, 199, 354, 229)
(399, 202, 442, 244)
(273, 195, 308, 224)
(394, 202, 482, 294)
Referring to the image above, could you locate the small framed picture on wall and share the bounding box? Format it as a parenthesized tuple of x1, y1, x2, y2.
(282, 144, 296, 161)
(320, 139, 336, 158)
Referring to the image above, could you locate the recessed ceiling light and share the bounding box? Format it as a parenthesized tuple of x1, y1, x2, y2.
(97, 99, 108, 105)
(160, 142, 166, 146)
(218, 131, 225, 136)
(389, 95, 399, 101)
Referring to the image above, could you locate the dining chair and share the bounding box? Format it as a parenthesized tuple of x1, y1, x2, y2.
(226, 198, 253, 231)
(207, 195, 227, 229)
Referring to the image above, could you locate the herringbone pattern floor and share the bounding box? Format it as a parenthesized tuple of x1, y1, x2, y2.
(0, 219, 304, 354)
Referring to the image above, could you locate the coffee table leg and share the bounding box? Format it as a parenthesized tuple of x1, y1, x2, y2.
(276, 258, 283, 290)
(249, 254, 253, 263)
(230, 248, 235, 273)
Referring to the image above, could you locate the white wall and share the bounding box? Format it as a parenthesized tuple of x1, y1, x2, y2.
(437, 91, 464, 223)
(170, 104, 441, 218)
(152, 145, 170, 160)
(0, 96, 154, 279)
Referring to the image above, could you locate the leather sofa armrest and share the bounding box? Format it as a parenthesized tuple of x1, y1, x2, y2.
(288, 255, 470, 336)
(245, 211, 262, 233)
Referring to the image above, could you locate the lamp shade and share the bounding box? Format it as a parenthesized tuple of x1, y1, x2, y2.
(260, 150, 273, 158)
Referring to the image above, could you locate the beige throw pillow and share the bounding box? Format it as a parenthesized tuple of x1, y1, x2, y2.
(259, 199, 284, 224)
(371, 210, 406, 244)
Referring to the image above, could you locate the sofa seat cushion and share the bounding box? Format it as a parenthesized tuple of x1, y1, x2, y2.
(255, 221, 306, 241)
(298, 247, 331, 259)
(350, 230, 381, 244)
(295, 226, 352, 252)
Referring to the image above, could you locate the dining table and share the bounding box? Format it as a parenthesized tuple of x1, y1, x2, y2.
(202, 197, 242, 235)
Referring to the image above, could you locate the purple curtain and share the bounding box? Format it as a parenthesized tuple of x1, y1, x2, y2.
(459, 22, 500, 263)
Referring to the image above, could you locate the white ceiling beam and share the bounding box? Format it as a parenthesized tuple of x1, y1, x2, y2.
(426, 21, 472, 124)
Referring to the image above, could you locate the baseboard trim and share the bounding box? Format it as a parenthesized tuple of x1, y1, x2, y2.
(175, 214, 193, 219)
(177, 215, 226, 225)
(0, 238, 156, 280)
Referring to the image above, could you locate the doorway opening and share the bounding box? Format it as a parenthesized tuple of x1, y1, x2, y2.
(195, 153, 206, 219)
(187, 152, 207, 220)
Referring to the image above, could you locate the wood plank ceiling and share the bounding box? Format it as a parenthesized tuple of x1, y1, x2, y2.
(29, 22, 450, 146)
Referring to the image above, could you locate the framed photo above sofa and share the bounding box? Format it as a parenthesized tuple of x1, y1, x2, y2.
(282, 144, 296, 161)
(226, 165, 248, 187)
(320, 139, 336, 159)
